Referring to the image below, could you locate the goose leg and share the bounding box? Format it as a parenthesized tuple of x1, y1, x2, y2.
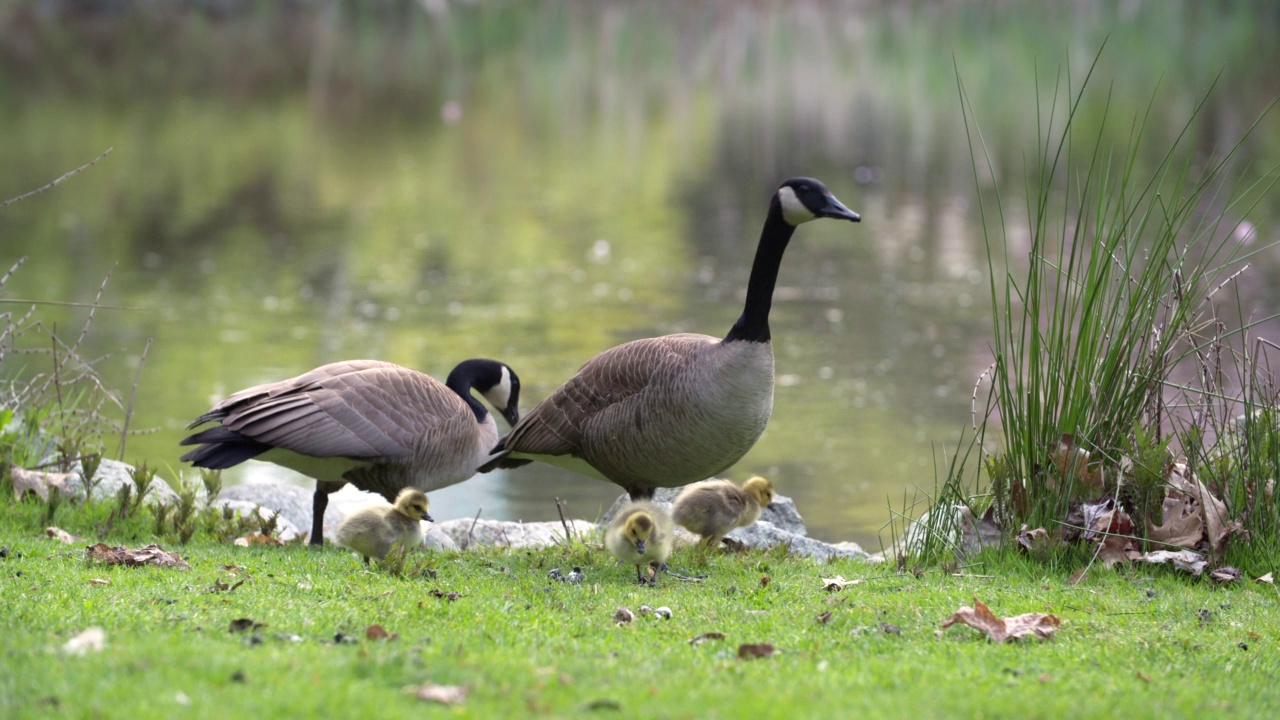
(660, 562, 706, 582)
(310, 486, 329, 546)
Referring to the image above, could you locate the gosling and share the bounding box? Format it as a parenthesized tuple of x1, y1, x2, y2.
(604, 501, 674, 586)
(335, 488, 434, 565)
(672, 475, 775, 549)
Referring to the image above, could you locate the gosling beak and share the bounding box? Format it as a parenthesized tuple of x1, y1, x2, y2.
(635, 539, 646, 554)
(502, 405, 520, 427)
(819, 193, 860, 222)
(423, 512, 435, 523)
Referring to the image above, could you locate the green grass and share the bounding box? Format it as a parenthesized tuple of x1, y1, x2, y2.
(2, 500, 1279, 719)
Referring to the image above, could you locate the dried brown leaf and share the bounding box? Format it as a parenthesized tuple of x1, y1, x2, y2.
(1136, 549, 1206, 576)
(366, 624, 397, 641)
(228, 618, 264, 633)
(46, 526, 82, 545)
(737, 643, 776, 659)
(1148, 493, 1204, 549)
(940, 598, 1060, 643)
(86, 543, 190, 569)
(88, 578, 109, 586)
(428, 589, 461, 601)
(1257, 572, 1274, 585)
(1208, 566, 1241, 584)
(62, 627, 105, 655)
(688, 632, 725, 646)
(234, 533, 282, 547)
(821, 575, 863, 591)
(1015, 525, 1051, 553)
(817, 611, 833, 625)
(406, 683, 468, 705)
(1066, 568, 1088, 586)
(957, 505, 1002, 555)
(12, 466, 75, 502)
(759, 575, 771, 588)
(1168, 463, 1239, 554)
(613, 608, 635, 625)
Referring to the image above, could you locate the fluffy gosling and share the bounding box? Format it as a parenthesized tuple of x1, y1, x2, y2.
(672, 475, 775, 549)
(335, 488, 434, 565)
(604, 501, 673, 586)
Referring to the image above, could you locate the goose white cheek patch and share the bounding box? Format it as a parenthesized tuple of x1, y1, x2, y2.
(483, 366, 513, 410)
(777, 186, 816, 225)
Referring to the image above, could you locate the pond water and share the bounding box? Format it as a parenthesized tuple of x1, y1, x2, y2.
(3, 1, 1279, 548)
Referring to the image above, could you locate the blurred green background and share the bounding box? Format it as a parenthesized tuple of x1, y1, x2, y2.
(2, 0, 1278, 548)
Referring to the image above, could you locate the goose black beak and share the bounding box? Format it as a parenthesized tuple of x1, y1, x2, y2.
(819, 194, 860, 222)
(424, 512, 435, 523)
(635, 539, 646, 554)
(502, 406, 520, 427)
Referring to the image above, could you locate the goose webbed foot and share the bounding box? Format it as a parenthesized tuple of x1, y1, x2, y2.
(635, 565, 656, 586)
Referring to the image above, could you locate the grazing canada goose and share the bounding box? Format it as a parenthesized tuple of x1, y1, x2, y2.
(672, 475, 775, 548)
(180, 358, 520, 546)
(480, 177, 858, 499)
(335, 487, 433, 565)
(604, 501, 674, 585)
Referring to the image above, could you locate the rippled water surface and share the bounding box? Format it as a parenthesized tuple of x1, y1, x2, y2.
(3, 1, 1279, 547)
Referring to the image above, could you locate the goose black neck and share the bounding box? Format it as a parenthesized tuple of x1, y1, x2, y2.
(446, 360, 492, 423)
(724, 195, 796, 343)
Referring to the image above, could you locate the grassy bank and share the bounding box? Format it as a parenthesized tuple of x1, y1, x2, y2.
(2, 496, 1278, 719)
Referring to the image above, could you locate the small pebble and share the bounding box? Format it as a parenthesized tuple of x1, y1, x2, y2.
(637, 605, 653, 616)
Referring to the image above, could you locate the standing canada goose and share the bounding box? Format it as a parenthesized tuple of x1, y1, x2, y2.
(672, 476, 775, 548)
(335, 487, 434, 565)
(180, 358, 520, 546)
(604, 501, 674, 585)
(479, 177, 859, 499)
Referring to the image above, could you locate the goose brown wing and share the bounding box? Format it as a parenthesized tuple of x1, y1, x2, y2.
(499, 334, 714, 457)
(209, 362, 464, 460)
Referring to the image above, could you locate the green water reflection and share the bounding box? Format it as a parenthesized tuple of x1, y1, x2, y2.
(2, 1, 1278, 548)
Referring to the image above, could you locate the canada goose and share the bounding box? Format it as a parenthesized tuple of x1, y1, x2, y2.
(672, 475, 775, 548)
(604, 501, 674, 585)
(180, 358, 520, 546)
(335, 487, 433, 564)
(480, 177, 858, 499)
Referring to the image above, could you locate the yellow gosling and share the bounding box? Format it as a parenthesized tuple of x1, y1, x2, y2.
(335, 488, 433, 565)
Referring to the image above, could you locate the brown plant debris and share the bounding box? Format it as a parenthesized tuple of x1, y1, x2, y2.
(234, 533, 282, 547)
(688, 632, 725, 646)
(613, 608, 635, 625)
(821, 575, 863, 591)
(47, 527, 83, 545)
(737, 643, 776, 660)
(940, 598, 1060, 643)
(86, 543, 190, 569)
(1015, 525, 1051, 553)
(428, 589, 461, 601)
(228, 618, 265, 633)
(12, 467, 76, 502)
(405, 683, 468, 706)
(1135, 549, 1206, 576)
(1208, 566, 1242, 584)
(88, 578, 109, 586)
(1258, 572, 1274, 585)
(366, 624, 398, 641)
(957, 505, 1003, 555)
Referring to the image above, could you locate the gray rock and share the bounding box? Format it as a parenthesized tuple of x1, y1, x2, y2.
(65, 458, 180, 505)
(216, 482, 345, 541)
(725, 520, 868, 561)
(433, 518, 599, 549)
(600, 486, 807, 536)
(208, 498, 304, 542)
(422, 525, 459, 551)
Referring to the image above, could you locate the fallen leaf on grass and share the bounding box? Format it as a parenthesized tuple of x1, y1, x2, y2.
(737, 643, 775, 660)
(688, 632, 725, 646)
(613, 608, 635, 625)
(1067, 568, 1088, 586)
(1147, 493, 1204, 549)
(1015, 525, 1051, 553)
(821, 575, 863, 591)
(233, 533, 282, 547)
(1209, 567, 1241, 584)
(62, 627, 105, 655)
(366, 624, 398, 641)
(1168, 462, 1240, 554)
(1257, 572, 1274, 585)
(86, 543, 190, 569)
(879, 622, 901, 635)
(229, 618, 265, 633)
(12, 466, 75, 502)
(428, 589, 461, 601)
(405, 683, 468, 705)
(940, 598, 1060, 643)
(957, 505, 1003, 555)
(817, 611, 832, 625)
(1136, 549, 1206, 576)
(46, 527, 82, 545)
(88, 578, 109, 586)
